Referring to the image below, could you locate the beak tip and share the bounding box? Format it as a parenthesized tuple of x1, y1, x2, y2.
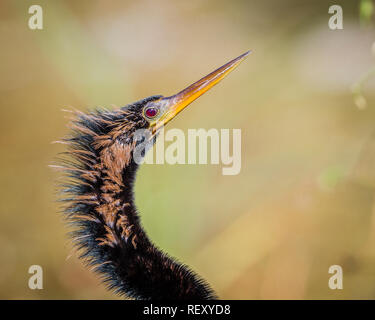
(242, 50, 252, 58)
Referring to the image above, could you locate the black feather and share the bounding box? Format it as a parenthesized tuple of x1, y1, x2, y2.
(55, 96, 217, 300)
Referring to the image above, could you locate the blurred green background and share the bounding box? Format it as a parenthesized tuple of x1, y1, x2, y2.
(1, 0, 375, 299)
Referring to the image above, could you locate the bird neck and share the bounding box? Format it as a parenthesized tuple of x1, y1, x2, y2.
(94, 140, 216, 299)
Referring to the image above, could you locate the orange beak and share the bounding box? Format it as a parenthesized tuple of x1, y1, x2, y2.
(149, 50, 251, 134)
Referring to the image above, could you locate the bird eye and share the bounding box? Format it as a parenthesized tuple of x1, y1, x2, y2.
(144, 106, 159, 119)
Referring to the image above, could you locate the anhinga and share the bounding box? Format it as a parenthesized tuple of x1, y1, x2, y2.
(56, 51, 250, 300)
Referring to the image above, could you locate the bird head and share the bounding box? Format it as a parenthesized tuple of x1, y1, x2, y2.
(62, 51, 250, 168)
(123, 51, 250, 142)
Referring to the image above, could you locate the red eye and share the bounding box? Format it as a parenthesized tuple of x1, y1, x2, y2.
(144, 107, 158, 118)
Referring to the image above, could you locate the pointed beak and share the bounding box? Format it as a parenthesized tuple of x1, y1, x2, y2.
(150, 50, 251, 134)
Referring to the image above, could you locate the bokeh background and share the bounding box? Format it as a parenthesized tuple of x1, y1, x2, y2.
(1, 0, 375, 299)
